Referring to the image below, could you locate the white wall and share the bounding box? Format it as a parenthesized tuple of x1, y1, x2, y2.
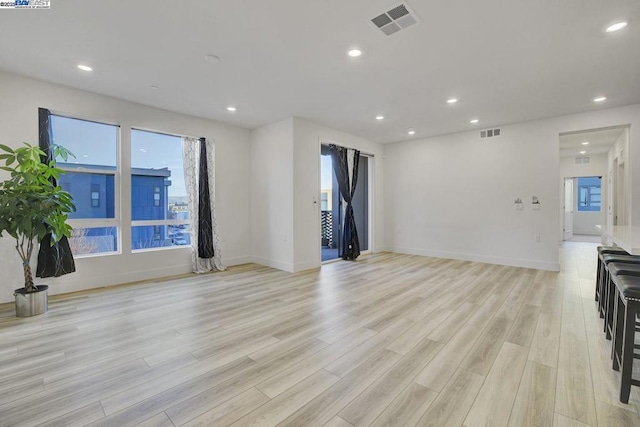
(560, 153, 608, 179)
(292, 118, 384, 271)
(250, 118, 295, 271)
(2, 70, 639, 302)
(572, 179, 604, 235)
(0, 71, 251, 303)
(384, 120, 560, 270)
(560, 154, 607, 237)
(607, 127, 631, 226)
(384, 103, 640, 271)
(573, 212, 603, 236)
(249, 117, 384, 272)
(565, 109, 639, 226)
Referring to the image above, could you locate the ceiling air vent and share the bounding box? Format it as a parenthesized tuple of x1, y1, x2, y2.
(575, 156, 591, 164)
(480, 128, 501, 139)
(371, 3, 419, 36)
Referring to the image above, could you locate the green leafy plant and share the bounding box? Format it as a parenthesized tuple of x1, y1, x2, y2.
(0, 143, 75, 292)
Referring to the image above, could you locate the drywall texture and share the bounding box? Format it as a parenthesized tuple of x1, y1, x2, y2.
(250, 118, 295, 271)
(0, 71, 251, 303)
(384, 120, 560, 270)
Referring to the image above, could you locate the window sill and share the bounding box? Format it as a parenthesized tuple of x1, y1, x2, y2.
(132, 245, 191, 254)
(73, 251, 121, 260)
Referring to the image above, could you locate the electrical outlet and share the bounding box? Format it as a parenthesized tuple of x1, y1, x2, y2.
(535, 235, 541, 242)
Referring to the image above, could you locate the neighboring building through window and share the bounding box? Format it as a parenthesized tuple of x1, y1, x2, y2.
(52, 114, 119, 256)
(49, 113, 194, 255)
(153, 186, 161, 207)
(577, 176, 601, 212)
(131, 129, 190, 250)
(91, 184, 100, 208)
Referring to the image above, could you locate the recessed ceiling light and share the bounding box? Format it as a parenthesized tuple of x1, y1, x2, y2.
(347, 49, 362, 58)
(140, 148, 147, 153)
(593, 96, 607, 102)
(376, 115, 384, 120)
(606, 21, 628, 32)
(77, 64, 93, 72)
(407, 129, 416, 135)
(580, 150, 587, 154)
(447, 98, 458, 104)
(150, 85, 159, 90)
(582, 141, 590, 145)
(227, 106, 237, 112)
(204, 54, 221, 63)
(470, 119, 479, 124)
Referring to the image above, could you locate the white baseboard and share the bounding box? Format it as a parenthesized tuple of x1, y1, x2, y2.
(250, 256, 295, 273)
(223, 256, 253, 267)
(45, 263, 194, 299)
(293, 260, 321, 272)
(385, 246, 561, 272)
(247, 257, 321, 273)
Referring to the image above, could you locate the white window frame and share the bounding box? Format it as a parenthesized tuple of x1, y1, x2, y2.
(130, 127, 191, 253)
(51, 111, 121, 257)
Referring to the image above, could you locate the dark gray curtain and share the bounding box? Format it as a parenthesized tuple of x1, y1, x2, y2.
(329, 144, 361, 260)
(197, 137, 215, 259)
(36, 108, 76, 278)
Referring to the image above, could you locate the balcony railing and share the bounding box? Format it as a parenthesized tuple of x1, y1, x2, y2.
(321, 210, 333, 247)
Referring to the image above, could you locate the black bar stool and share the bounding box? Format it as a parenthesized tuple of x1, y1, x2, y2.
(610, 273, 640, 403)
(600, 254, 640, 335)
(597, 246, 630, 311)
(595, 246, 629, 301)
(605, 263, 640, 343)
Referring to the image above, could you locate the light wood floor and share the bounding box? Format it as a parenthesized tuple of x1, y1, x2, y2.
(1, 243, 640, 426)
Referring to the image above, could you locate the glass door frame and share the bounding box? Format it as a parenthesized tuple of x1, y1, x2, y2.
(318, 140, 374, 263)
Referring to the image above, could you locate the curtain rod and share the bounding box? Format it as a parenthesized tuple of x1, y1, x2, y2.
(322, 142, 374, 157)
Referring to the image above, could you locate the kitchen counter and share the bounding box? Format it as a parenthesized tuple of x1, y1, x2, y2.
(596, 225, 640, 255)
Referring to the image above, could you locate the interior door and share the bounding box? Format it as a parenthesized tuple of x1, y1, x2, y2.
(564, 178, 573, 240)
(617, 162, 625, 225)
(608, 171, 614, 227)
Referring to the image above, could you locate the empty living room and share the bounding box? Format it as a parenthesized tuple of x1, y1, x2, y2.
(1, 1, 640, 426)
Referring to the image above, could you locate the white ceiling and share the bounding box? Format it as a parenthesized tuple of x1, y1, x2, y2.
(559, 126, 626, 158)
(0, 1, 638, 144)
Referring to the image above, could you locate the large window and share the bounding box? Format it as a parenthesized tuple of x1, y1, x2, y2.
(52, 115, 119, 256)
(577, 176, 601, 212)
(47, 113, 196, 256)
(131, 129, 190, 251)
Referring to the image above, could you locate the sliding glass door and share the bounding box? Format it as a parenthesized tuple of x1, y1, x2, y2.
(320, 144, 369, 261)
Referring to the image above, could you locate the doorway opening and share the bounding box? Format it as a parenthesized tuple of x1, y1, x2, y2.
(559, 125, 629, 244)
(563, 176, 602, 242)
(320, 144, 370, 262)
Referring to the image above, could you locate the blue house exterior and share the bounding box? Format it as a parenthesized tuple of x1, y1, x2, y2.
(577, 176, 602, 212)
(131, 168, 172, 249)
(58, 165, 186, 251)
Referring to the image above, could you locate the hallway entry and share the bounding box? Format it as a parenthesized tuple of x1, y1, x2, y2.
(559, 125, 629, 244)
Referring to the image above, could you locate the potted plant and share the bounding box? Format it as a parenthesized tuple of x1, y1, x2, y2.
(0, 143, 75, 317)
